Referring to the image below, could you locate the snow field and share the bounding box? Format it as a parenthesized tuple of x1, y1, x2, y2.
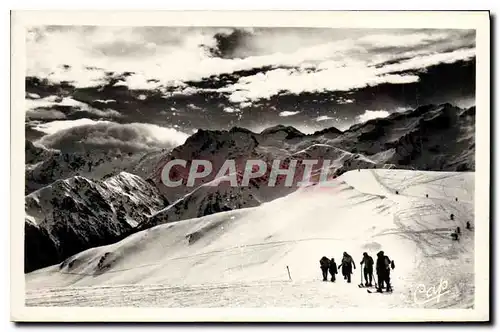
(26, 169, 475, 308)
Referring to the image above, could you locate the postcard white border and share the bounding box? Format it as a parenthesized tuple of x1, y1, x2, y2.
(10, 10, 490, 322)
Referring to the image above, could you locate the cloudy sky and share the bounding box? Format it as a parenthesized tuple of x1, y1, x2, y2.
(25, 26, 476, 151)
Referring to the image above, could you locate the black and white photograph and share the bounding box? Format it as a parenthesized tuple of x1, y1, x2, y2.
(10, 10, 490, 322)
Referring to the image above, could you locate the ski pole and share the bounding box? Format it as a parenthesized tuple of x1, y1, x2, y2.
(286, 265, 292, 281)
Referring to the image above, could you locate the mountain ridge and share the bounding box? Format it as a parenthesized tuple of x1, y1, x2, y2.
(24, 102, 475, 272)
(25, 171, 168, 273)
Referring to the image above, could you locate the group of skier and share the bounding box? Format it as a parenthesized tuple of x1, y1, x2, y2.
(319, 250, 395, 293)
(450, 220, 473, 241)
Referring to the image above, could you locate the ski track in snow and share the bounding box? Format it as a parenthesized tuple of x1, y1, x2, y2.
(25, 169, 475, 309)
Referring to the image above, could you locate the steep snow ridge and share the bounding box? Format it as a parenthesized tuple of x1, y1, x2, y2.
(139, 175, 262, 229)
(24, 172, 168, 273)
(103, 172, 160, 208)
(290, 143, 374, 167)
(291, 143, 342, 156)
(26, 103, 474, 230)
(145, 141, 378, 229)
(26, 169, 474, 309)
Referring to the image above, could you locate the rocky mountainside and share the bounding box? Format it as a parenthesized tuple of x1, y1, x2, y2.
(317, 103, 475, 171)
(24, 102, 475, 271)
(25, 144, 168, 195)
(25, 172, 168, 272)
(138, 179, 262, 231)
(144, 103, 474, 228)
(26, 169, 475, 310)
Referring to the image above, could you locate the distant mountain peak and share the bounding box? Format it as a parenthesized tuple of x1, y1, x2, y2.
(311, 126, 343, 136)
(260, 125, 305, 139)
(228, 126, 256, 135)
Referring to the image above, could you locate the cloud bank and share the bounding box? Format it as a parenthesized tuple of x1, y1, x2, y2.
(36, 119, 190, 153)
(356, 110, 391, 123)
(316, 115, 334, 122)
(25, 27, 475, 135)
(26, 95, 122, 121)
(279, 111, 300, 117)
(27, 27, 475, 107)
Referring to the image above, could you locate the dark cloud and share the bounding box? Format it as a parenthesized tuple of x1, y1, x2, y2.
(367, 32, 475, 65)
(208, 29, 253, 59)
(184, 65, 280, 89)
(349, 58, 475, 111)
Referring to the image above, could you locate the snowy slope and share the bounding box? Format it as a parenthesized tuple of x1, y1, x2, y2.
(143, 104, 473, 226)
(150, 104, 475, 200)
(26, 169, 475, 309)
(138, 177, 262, 230)
(26, 103, 474, 231)
(24, 172, 168, 272)
(141, 141, 380, 229)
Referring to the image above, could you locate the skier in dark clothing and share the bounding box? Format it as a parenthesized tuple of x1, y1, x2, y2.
(329, 258, 338, 282)
(338, 252, 356, 283)
(376, 251, 394, 293)
(360, 252, 374, 286)
(319, 256, 330, 281)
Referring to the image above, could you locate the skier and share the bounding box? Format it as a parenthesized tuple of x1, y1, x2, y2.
(319, 256, 330, 281)
(338, 252, 356, 283)
(466, 221, 471, 230)
(376, 251, 394, 293)
(456, 226, 461, 235)
(360, 252, 374, 286)
(329, 258, 338, 282)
